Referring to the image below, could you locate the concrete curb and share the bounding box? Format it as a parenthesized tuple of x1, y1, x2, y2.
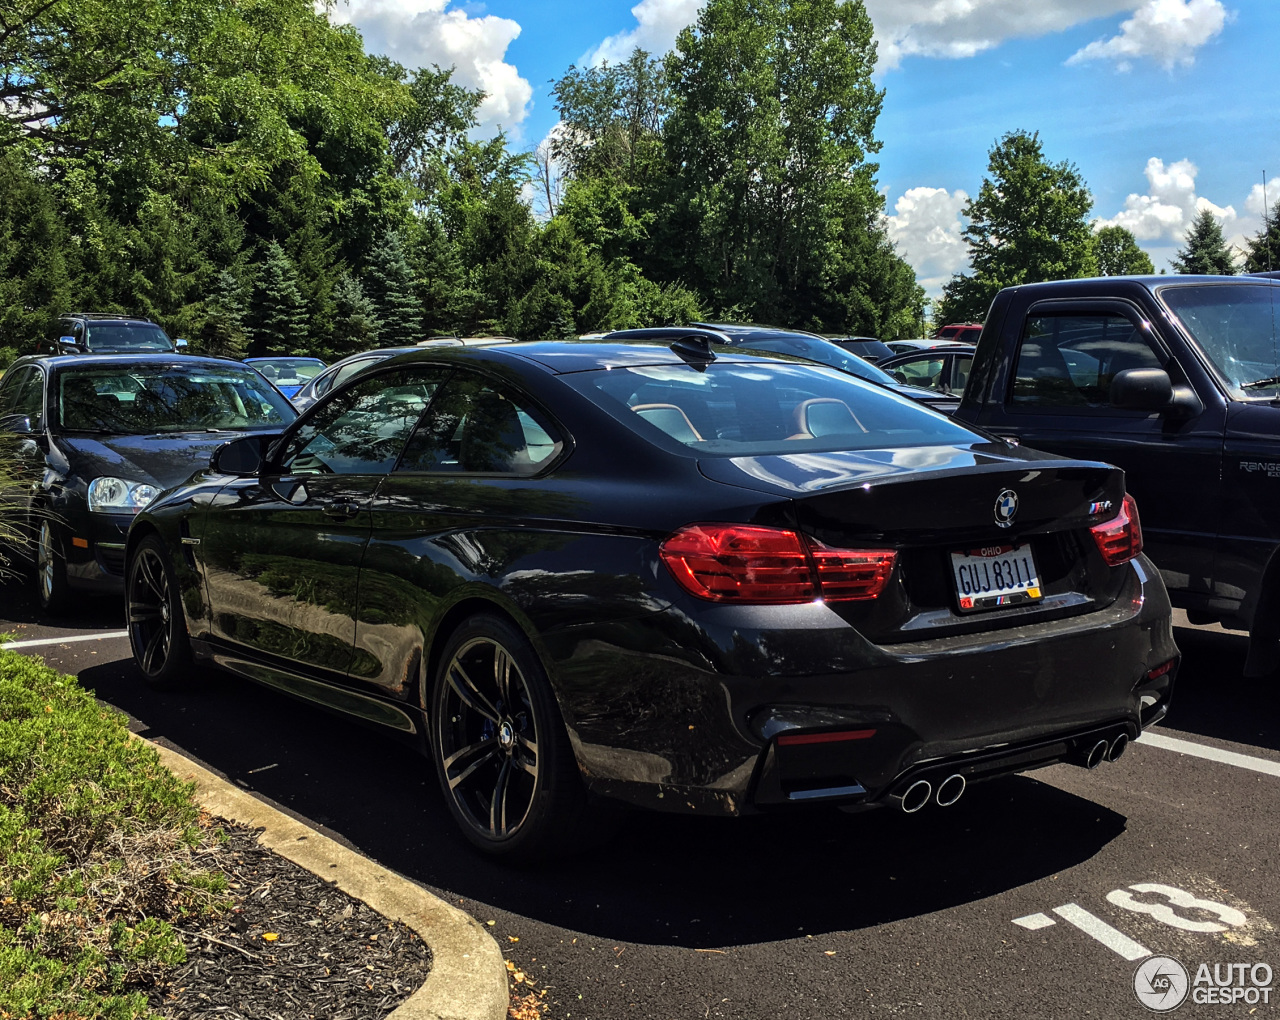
(147, 740, 510, 1020)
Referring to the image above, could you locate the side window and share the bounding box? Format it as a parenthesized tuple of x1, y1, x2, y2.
(330, 357, 380, 391)
(397, 372, 564, 476)
(953, 355, 973, 391)
(1, 368, 44, 422)
(1011, 314, 1161, 408)
(279, 367, 449, 476)
(890, 356, 946, 391)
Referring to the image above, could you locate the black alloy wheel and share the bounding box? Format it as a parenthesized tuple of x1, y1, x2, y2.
(34, 518, 70, 614)
(432, 615, 587, 859)
(127, 535, 193, 689)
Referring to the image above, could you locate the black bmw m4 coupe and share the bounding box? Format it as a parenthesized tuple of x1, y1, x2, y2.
(126, 338, 1178, 858)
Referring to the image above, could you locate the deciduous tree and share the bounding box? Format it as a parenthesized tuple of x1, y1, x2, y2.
(1094, 225, 1155, 276)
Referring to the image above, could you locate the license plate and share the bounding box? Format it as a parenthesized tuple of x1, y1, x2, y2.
(950, 543, 1043, 612)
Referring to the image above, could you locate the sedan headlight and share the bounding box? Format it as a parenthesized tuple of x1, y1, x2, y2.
(87, 476, 159, 514)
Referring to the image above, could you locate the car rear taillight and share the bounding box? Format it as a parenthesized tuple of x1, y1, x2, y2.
(1090, 493, 1143, 566)
(659, 524, 896, 604)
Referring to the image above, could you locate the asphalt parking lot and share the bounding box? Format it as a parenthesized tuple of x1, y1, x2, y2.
(4, 582, 1278, 1019)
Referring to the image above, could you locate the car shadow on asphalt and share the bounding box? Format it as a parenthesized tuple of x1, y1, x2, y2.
(81, 657, 1130, 949)
(1161, 624, 1280, 754)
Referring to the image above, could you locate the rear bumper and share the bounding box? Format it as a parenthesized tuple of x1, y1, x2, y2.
(555, 555, 1177, 815)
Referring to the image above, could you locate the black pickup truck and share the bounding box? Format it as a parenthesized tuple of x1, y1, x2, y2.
(954, 275, 1280, 676)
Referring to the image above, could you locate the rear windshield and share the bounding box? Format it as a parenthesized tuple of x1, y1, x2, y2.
(1160, 283, 1280, 397)
(85, 323, 174, 352)
(248, 358, 326, 384)
(58, 365, 296, 434)
(566, 359, 981, 456)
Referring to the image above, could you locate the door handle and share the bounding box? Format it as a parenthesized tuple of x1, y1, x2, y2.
(322, 501, 361, 520)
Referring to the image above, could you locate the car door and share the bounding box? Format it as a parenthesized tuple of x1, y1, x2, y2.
(200, 365, 450, 681)
(352, 368, 571, 695)
(972, 299, 1225, 608)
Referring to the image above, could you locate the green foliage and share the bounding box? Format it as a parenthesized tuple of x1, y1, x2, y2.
(0, 649, 229, 1019)
(1093, 225, 1155, 276)
(245, 241, 307, 356)
(648, 0, 921, 335)
(332, 273, 383, 352)
(1244, 207, 1280, 273)
(2, 0, 929, 354)
(364, 230, 424, 343)
(1173, 208, 1238, 275)
(939, 130, 1097, 322)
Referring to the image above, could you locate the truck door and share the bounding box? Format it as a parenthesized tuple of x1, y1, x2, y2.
(972, 298, 1226, 614)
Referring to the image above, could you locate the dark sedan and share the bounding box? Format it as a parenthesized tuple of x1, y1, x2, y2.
(0, 354, 296, 612)
(126, 340, 1178, 859)
(604, 325, 960, 412)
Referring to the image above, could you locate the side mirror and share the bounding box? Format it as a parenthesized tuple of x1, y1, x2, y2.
(211, 433, 280, 476)
(1110, 368, 1173, 410)
(1, 414, 34, 434)
(58, 336, 78, 350)
(174, 338, 188, 348)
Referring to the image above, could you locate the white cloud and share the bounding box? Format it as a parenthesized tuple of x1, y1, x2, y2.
(1094, 157, 1236, 243)
(584, 0, 703, 67)
(864, 0, 1135, 70)
(579, 0, 1231, 76)
(1067, 0, 1230, 71)
(885, 186, 970, 295)
(332, 0, 531, 134)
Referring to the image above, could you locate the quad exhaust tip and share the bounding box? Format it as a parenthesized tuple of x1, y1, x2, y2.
(894, 779, 932, 814)
(935, 773, 966, 807)
(1108, 733, 1129, 762)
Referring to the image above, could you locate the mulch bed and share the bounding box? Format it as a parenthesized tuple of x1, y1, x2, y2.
(149, 824, 432, 1020)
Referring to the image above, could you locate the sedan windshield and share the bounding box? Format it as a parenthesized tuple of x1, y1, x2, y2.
(1160, 283, 1280, 397)
(58, 366, 296, 434)
(734, 336, 898, 386)
(248, 358, 326, 384)
(570, 359, 981, 456)
(85, 324, 174, 352)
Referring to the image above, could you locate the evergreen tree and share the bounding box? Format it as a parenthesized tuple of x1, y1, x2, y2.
(1094, 225, 1155, 276)
(364, 230, 423, 342)
(330, 273, 382, 355)
(940, 130, 1095, 323)
(1172, 209, 1236, 275)
(199, 270, 249, 358)
(245, 241, 307, 356)
(1244, 208, 1280, 274)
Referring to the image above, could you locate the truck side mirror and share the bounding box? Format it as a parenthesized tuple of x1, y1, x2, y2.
(211, 433, 280, 476)
(57, 336, 77, 350)
(1110, 368, 1173, 410)
(1110, 368, 1201, 417)
(175, 338, 188, 348)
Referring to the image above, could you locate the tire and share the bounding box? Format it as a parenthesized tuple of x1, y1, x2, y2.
(430, 614, 590, 860)
(34, 518, 71, 615)
(127, 535, 194, 689)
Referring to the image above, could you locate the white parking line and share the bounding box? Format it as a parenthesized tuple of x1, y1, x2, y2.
(3, 630, 129, 650)
(1137, 731, 1280, 779)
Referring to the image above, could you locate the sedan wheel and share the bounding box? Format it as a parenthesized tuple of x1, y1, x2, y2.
(127, 536, 192, 688)
(432, 615, 586, 858)
(35, 519, 70, 614)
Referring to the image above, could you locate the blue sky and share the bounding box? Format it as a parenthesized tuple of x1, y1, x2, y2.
(332, 0, 1280, 292)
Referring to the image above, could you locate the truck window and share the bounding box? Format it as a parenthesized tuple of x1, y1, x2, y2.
(1011, 314, 1161, 407)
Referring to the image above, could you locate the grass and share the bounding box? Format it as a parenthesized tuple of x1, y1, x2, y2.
(0, 648, 230, 1019)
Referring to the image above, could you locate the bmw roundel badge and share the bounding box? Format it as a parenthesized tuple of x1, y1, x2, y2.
(994, 489, 1018, 528)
